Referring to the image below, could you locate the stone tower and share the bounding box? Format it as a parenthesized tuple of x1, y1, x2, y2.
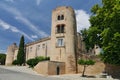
(5, 43, 17, 66)
(50, 6, 77, 73)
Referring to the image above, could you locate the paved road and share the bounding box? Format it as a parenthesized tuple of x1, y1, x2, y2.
(0, 67, 63, 80)
(0, 66, 116, 80)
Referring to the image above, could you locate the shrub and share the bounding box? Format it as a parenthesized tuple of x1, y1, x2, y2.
(45, 57, 50, 60)
(26, 58, 39, 68)
(0, 54, 6, 65)
(12, 60, 19, 65)
(26, 56, 50, 68)
(36, 56, 50, 61)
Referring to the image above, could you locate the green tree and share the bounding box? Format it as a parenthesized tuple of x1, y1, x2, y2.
(85, 0, 120, 65)
(78, 59, 95, 77)
(81, 27, 101, 51)
(0, 54, 6, 65)
(17, 35, 25, 66)
(102, 32, 120, 64)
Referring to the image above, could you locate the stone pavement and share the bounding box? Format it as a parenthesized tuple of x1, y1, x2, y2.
(0, 65, 118, 80)
(51, 74, 117, 80)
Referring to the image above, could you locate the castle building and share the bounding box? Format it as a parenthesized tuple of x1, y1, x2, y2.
(5, 6, 86, 75)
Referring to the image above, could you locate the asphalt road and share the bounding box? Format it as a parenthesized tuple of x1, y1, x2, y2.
(0, 67, 63, 80)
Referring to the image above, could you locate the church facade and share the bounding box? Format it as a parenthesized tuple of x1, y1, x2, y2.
(5, 6, 86, 74)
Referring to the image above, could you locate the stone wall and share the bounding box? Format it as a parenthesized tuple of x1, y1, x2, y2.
(78, 61, 105, 75)
(105, 64, 120, 79)
(26, 37, 51, 60)
(34, 61, 65, 75)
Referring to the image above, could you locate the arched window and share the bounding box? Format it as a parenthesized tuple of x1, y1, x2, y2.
(61, 24, 64, 33)
(56, 24, 65, 33)
(57, 15, 60, 20)
(57, 25, 61, 33)
(57, 15, 64, 20)
(61, 15, 64, 20)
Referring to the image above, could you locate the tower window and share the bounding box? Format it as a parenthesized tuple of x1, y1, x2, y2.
(61, 15, 64, 20)
(57, 38, 64, 47)
(57, 15, 64, 20)
(57, 25, 61, 33)
(61, 24, 64, 33)
(58, 15, 60, 20)
(56, 24, 65, 33)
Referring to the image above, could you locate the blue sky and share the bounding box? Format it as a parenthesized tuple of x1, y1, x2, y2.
(0, 0, 101, 53)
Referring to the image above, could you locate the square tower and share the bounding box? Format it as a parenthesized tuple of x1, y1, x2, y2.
(50, 6, 77, 73)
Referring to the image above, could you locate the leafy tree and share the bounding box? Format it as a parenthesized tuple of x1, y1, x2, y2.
(102, 32, 120, 64)
(0, 54, 6, 65)
(81, 27, 101, 51)
(84, 0, 120, 65)
(17, 35, 25, 66)
(78, 59, 95, 77)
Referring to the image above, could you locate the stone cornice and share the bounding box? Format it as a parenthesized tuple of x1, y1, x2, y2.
(26, 36, 51, 46)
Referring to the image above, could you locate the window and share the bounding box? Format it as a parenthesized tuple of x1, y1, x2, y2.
(37, 45, 40, 50)
(56, 24, 65, 33)
(57, 25, 61, 33)
(58, 15, 60, 20)
(61, 15, 64, 20)
(30, 47, 32, 52)
(42, 44, 45, 49)
(61, 24, 64, 33)
(57, 38, 64, 47)
(57, 15, 64, 20)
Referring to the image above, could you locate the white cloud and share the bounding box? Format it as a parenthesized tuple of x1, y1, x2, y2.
(31, 35, 38, 39)
(11, 27, 19, 32)
(0, 20, 10, 29)
(1, 5, 48, 38)
(0, 49, 6, 53)
(36, 0, 42, 6)
(15, 16, 48, 37)
(75, 10, 90, 32)
(0, 19, 34, 41)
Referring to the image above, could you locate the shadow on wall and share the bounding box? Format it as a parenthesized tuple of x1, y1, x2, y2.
(105, 64, 120, 79)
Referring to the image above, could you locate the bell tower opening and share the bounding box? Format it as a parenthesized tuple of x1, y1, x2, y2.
(57, 15, 64, 20)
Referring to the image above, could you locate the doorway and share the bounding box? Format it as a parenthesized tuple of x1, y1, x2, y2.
(56, 66, 60, 75)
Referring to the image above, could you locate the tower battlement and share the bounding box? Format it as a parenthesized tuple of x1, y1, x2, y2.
(53, 6, 74, 12)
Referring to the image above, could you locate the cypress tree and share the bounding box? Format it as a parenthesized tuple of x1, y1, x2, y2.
(17, 35, 25, 66)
